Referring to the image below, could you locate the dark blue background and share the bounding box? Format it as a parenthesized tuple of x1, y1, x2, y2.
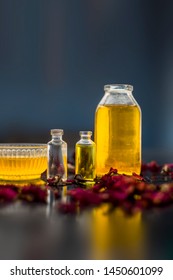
(0, 0, 173, 160)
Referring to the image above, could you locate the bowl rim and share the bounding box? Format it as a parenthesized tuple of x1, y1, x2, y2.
(0, 143, 47, 149)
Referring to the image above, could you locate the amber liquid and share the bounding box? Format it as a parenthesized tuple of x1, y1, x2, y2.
(75, 144, 96, 180)
(90, 206, 143, 259)
(0, 157, 47, 181)
(94, 104, 141, 176)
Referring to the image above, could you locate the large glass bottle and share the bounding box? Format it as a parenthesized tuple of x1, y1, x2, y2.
(94, 84, 141, 176)
(47, 129, 67, 180)
(75, 131, 96, 180)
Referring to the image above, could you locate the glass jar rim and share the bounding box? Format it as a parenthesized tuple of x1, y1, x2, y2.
(104, 84, 133, 92)
(0, 143, 47, 148)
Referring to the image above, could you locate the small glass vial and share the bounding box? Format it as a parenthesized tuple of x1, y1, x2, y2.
(75, 131, 96, 180)
(47, 129, 67, 180)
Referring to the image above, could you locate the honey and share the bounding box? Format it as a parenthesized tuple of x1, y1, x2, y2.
(0, 143, 47, 181)
(94, 104, 141, 176)
(0, 156, 47, 180)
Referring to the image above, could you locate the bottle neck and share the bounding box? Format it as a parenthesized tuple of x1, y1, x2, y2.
(50, 129, 64, 142)
(80, 131, 92, 141)
(104, 84, 133, 97)
(78, 131, 93, 144)
(106, 91, 132, 97)
(99, 85, 135, 106)
(81, 135, 91, 141)
(52, 135, 62, 141)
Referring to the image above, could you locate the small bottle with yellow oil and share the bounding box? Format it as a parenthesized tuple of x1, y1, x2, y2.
(47, 129, 67, 180)
(94, 84, 141, 177)
(75, 131, 96, 180)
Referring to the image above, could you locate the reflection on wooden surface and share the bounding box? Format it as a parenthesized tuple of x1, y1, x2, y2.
(89, 205, 145, 259)
(0, 189, 173, 259)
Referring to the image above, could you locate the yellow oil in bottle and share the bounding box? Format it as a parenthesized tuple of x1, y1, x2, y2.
(75, 144, 96, 180)
(94, 104, 141, 176)
(75, 131, 96, 181)
(0, 156, 47, 180)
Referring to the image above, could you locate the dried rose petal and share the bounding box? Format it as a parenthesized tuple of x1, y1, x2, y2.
(132, 172, 145, 181)
(45, 163, 173, 214)
(151, 191, 171, 206)
(147, 161, 161, 173)
(68, 188, 102, 206)
(141, 162, 148, 172)
(58, 202, 77, 214)
(20, 185, 47, 203)
(162, 163, 173, 173)
(109, 190, 128, 202)
(135, 182, 146, 192)
(0, 186, 18, 202)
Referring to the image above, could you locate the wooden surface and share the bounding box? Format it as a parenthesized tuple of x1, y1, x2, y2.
(0, 149, 173, 260)
(0, 186, 173, 260)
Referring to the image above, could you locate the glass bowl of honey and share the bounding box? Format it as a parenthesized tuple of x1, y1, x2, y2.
(0, 144, 47, 181)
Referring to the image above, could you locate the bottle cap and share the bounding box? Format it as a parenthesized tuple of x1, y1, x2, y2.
(51, 129, 64, 136)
